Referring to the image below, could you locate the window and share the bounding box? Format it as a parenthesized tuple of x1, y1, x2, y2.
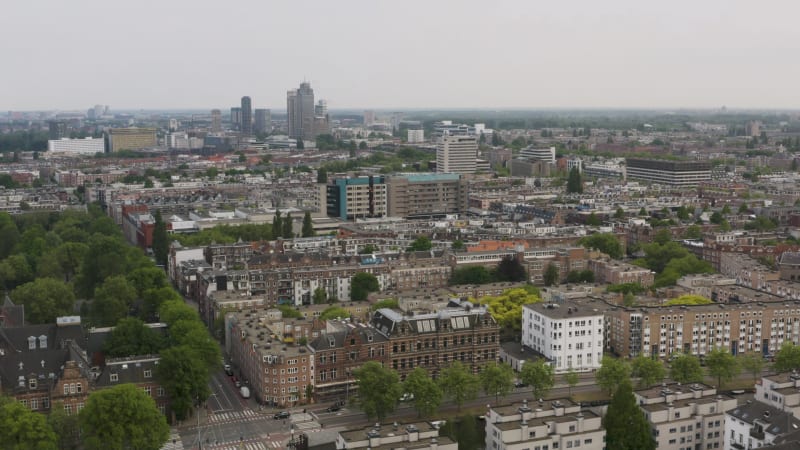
(144, 386, 152, 396)
(157, 387, 165, 397)
(30, 398, 38, 410)
(29, 378, 37, 389)
(76, 383, 82, 393)
(64, 404, 72, 415)
(110, 373, 118, 382)
(64, 384, 69, 395)
(144, 369, 152, 378)
(70, 383, 76, 394)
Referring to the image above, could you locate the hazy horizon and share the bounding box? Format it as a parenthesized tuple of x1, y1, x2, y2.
(3, 0, 799, 111)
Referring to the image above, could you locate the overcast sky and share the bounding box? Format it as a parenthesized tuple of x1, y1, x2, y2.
(2, 0, 799, 111)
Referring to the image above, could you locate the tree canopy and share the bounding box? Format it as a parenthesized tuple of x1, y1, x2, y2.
(480, 363, 515, 404)
(603, 381, 656, 450)
(80, 384, 169, 450)
(520, 359, 555, 400)
(351, 272, 379, 301)
(578, 233, 623, 259)
(705, 348, 739, 388)
(407, 236, 433, 252)
(0, 397, 57, 450)
(664, 295, 713, 306)
(352, 361, 402, 421)
(103, 317, 166, 357)
(477, 288, 541, 332)
(670, 353, 704, 384)
(774, 342, 800, 372)
(596, 355, 631, 394)
(319, 306, 350, 321)
(631, 356, 665, 388)
(403, 368, 443, 417)
(438, 361, 480, 411)
(10, 278, 75, 324)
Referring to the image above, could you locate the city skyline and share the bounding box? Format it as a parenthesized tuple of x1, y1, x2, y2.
(2, 0, 800, 110)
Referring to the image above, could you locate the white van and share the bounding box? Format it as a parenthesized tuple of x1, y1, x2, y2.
(240, 386, 250, 399)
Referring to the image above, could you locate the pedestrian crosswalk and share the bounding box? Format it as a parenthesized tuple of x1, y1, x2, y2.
(213, 442, 269, 450)
(207, 409, 260, 424)
(293, 420, 320, 431)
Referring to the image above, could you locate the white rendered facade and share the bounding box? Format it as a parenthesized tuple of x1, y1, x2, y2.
(47, 138, 105, 156)
(520, 147, 556, 163)
(485, 399, 605, 450)
(724, 400, 800, 450)
(407, 129, 425, 143)
(436, 135, 477, 174)
(522, 302, 604, 372)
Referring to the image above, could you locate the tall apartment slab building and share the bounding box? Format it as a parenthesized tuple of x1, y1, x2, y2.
(385, 173, 468, 219)
(105, 128, 157, 152)
(625, 158, 711, 187)
(436, 135, 478, 174)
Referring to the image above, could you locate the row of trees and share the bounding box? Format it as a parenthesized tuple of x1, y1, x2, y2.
(449, 257, 527, 285)
(0, 383, 171, 450)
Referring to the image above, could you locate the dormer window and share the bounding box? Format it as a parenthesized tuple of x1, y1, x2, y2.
(29, 378, 37, 389)
(110, 373, 118, 382)
(38, 335, 47, 349)
(28, 336, 36, 350)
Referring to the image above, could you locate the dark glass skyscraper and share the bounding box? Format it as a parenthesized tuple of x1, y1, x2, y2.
(287, 82, 315, 141)
(240, 96, 252, 136)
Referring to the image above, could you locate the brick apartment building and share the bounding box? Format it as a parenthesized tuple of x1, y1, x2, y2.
(370, 305, 500, 379)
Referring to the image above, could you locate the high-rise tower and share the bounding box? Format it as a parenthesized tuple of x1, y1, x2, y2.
(240, 96, 252, 136)
(287, 82, 315, 141)
(254, 109, 271, 135)
(210, 109, 222, 133)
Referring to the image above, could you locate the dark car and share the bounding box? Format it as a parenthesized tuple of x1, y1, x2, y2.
(274, 411, 290, 420)
(325, 404, 342, 412)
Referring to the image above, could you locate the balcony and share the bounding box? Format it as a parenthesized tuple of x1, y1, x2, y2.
(730, 442, 745, 450)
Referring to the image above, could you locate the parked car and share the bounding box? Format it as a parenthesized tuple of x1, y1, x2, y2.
(399, 393, 414, 402)
(325, 404, 342, 412)
(514, 380, 529, 388)
(224, 364, 233, 376)
(274, 411, 290, 420)
(240, 386, 250, 399)
(234, 380, 241, 388)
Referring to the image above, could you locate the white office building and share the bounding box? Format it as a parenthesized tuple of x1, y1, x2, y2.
(522, 301, 604, 373)
(407, 129, 425, 143)
(436, 135, 477, 174)
(485, 399, 605, 450)
(520, 146, 556, 163)
(47, 137, 105, 156)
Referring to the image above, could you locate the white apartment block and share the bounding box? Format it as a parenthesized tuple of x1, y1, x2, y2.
(522, 302, 604, 373)
(724, 400, 800, 450)
(755, 372, 800, 416)
(520, 147, 556, 163)
(635, 382, 737, 450)
(407, 129, 425, 143)
(436, 135, 477, 174)
(47, 137, 105, 156)
(336, 421, 457, 450)
(485, 398, 605, 450)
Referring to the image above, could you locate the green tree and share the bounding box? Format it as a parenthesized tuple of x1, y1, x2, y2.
(495, 256, 527, 282)
(438, 361, 480, 411)
(543, 263, 559, 286)
(451, 240, 465, 251)
(450, 266, 493, 285)
(566, 166, 583, 194)
(670, 353, 704, 384)
(564, 367, 579, 396)
(739, 352, 765, 383)
(683, 224, 702, 240)
(126, 266, 168, 298)
(519, 359, 555, 400)
(585, 212, 601, 226)
(403, 368, 443, 417)
(0, 254, 34, 290)
(614, 207, 625, 219)
(596, 355, 631, 394)
(480, 363, 515, 404)
(664, 295, 713, 306)
(706, 348, 739, 388)
(90, 276, 137, 326)
(10, 278, 75, 324)
(639, 207, 647, 216)
(603, 381, 656, 450)
(157, 346, 211, 420)
(478, 288, 541, 332)
(80, 383, 169, 450)
(104, 317, 166, 357)
(738, 203, 749, 214)
(407, 236, 433, 252)
(653, 228, 672, 245)
(631, 356, 666, 388)
(140, 286, 181, 321)
(709, 211, 724, 225)
(721, 205, 732, 214)
(301, 211, 314, 237)
(282, 213, 294, 238)
(578, 233, 623, 259)
(206, 167, 218, 179)
(151, 210, 169, 268)
(319, 306, 350, 321)
(272, 210, 282, 239)
(50, 242, 87, 283)
(774, 342, 800, 372)
(313, 287, 328, 304)
(169, 319, 221, 372)
(48, 401, 80, 450)
(352, 361, 402, 421)
(676, 206, 691, 221)
(351, 272, 379, 301)
(0, 397, 57, 450)
(76, 234, 150, 298)
(158, 299, 200, 325)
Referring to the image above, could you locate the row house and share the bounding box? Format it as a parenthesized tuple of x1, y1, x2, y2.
(719, 253, 780, 290)
(606, 299, 800, 359)
(635, 382, 737, 450)
(370, 305, 500, 379)
(225, 311, 315, 407)
(0, 317, 90, 416)
(755, 372, 800, 416)
(93, 355, 170, 418)
(205, 241, 254, 270)
(588, 257, 655, 287)
(309, 320, 388, 404)
(485, 398, 605, 450)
